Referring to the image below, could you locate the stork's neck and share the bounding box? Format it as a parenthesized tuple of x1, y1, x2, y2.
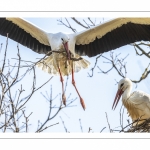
(122, 86, 132, 102)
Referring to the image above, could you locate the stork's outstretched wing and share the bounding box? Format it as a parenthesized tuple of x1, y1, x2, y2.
(75, 18, 150, 57)
(0, 18, 51, 54)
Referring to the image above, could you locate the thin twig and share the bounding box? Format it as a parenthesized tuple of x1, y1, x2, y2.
(105, 112, 112, 133)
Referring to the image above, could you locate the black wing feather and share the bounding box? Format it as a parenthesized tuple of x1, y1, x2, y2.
(0, 18, 51, 54)
(75, 22, 150, 57)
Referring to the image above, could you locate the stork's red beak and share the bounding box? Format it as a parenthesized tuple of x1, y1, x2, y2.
(64, 42, 68, 49)
(63, 42, 70, 59)
(112, 89, 124, 110)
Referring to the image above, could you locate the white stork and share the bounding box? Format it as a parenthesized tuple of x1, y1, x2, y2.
(1, 18, 150, 110)
(112, 78, 150, 125)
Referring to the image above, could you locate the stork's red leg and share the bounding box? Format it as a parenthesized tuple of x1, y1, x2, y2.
(71, 62, 86, 110)
(57, 65, 66, 106)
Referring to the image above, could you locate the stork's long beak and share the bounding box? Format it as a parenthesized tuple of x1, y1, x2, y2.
(63, 42, 70, 60)
(112, 89, 124, 110)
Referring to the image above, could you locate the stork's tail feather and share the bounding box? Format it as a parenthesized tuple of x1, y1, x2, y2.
(36, 53, 90, 76)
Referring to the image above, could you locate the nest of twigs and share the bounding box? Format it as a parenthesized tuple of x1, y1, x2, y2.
(119, 118, 150, 133)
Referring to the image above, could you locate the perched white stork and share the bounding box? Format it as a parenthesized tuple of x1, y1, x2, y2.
(1, 18, 150, 110)
(112, 78, 150, 125)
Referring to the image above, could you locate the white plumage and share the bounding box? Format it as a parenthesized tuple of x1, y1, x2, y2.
(112, 78, 150, 125)
(36, 32, 90, 76)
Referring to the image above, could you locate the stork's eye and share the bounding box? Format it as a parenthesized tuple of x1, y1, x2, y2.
(120, 83, 124, 87)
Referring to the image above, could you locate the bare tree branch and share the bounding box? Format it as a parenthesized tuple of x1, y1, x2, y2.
(105, 112, 112, 133)
(71, 17, 89, 29)
(57, 18, 77, 33)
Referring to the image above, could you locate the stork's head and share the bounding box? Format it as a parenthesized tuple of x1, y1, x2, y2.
(61, 35, 70, 44)
(61, 36, 69, 50)
(112, 78, 132, 110)
(50, 32, 70, 50)
(59, 33, 70, 50)
(60, 34, 71, 59)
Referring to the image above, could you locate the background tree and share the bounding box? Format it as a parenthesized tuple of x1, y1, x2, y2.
(0, 34, 76, 132)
